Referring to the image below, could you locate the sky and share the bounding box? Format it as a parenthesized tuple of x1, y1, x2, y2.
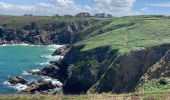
(0, 0, 170, 16)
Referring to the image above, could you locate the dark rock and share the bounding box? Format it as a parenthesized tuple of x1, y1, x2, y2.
(52, 45, 70, 56)
(89, 44, 170, 93)
(0, 20, 96, 45)
(58, 45, 116, 94)
(40, 65, 60, 78)
(22, 22, 38, 30)
(49, 61, 60, 66)
(21, 79, 63, 95)
(56, 44, 170, 94)
(8, 76, 27, 85)
(27, 65, 60, 79)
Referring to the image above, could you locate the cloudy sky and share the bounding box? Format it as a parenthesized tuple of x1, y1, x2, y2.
(0, 0, 170, 16)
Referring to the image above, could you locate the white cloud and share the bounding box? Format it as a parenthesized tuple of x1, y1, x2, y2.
(0, 0, 137, 16)
(92, 0, 136, 16)
(146, 2, 170, 8)
(140, 7, 149, 11)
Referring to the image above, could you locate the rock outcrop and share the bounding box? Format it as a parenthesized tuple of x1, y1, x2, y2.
(21, 79, 62, 95)
(89, 44, 170, 93)
(0, 20, 97, 45)
(52, 45, 70, 56)
(8, 76, 27, 85)
(136, 49, 170, 90)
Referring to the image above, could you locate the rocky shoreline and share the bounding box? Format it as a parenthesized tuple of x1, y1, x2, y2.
(6, 44, 70, 95)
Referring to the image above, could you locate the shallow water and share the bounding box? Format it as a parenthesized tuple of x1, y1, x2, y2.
(0, 44, 62, 94)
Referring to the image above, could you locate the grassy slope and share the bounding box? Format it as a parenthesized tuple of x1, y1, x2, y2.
(0, 15, 102, 29)
(70, 15, 170, 93)
(0, 92, 169, 100)
(76, 16, 170, 54)
(138, 78, 170, 93)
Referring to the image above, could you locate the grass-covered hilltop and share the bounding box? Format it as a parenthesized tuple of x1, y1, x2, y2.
(0, 15, 170, 100)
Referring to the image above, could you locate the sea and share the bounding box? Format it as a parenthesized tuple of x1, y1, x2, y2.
(0, 44, 63, 94)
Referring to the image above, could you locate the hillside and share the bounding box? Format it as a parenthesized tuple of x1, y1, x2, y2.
(0, 15, 170, 96)
(0, 15, 102, 45)
(54, 15, 170, 94)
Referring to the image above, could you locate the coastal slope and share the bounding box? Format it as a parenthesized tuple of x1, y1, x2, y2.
(0, 15, 170, 95)
(56, 15, 170, 94)
(0, 15, 100, 45)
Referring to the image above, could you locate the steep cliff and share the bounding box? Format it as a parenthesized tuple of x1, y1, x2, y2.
(0, 16, 98, 45)
(1, 15, 170, 95)
(54, 16, 170, 94)
(55, 44, 169, 94)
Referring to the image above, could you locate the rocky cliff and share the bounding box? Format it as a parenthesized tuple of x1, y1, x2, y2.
(1, 15, 170, 95)
(0, 19, 97, 45)
(52, 44, 170, 94)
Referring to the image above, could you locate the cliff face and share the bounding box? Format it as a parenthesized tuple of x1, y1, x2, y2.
(0, 20, 96, 45)
(56, 44, 170, 94)
(59, 45, 118, 94)
(90, 44, 170, 93)
(136, 48, 170, 90)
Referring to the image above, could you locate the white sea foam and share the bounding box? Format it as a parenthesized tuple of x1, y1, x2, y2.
(0, 43, 38, 47)
(11, 84, 28, 91)
(47, 45, 65, 52)
(31, 69, 40, 72)
(48, 48, 56, 51)
(22, 71, 32, 75)
(42, 76, 63, 87)
(41, 55, 64, 60)
(22, 69, 40, 75)
(48, 45, 64, 49)
(3, 81, 28, 91)
(3, 81, 11, 85)
(36, 62, 50, 66)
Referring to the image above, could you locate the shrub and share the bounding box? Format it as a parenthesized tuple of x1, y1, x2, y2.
(159, 78, 169, 85)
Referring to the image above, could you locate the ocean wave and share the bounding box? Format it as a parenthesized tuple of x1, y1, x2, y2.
(42, 76, 63, 87)
(47, 45, 65, 51)
(22, 71, 32, 75)
(36, 62, 50, 66)
(41, 55, 64, 60)
(22, 69, 40, 75)
(31, 69, 40, 72)
(3, 81, 28, 91)
(48, 45, 64, 48)
(0, 43, 35, 47)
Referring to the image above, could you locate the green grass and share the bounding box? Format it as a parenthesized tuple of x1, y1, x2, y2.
(0, 92, 169, 100)
(138, 78, 170, 93)
(75, 16, 170, 54)
(0, 15, 102, 29)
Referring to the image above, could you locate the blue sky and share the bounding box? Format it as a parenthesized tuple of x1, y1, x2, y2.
(0, 0, 170, 16)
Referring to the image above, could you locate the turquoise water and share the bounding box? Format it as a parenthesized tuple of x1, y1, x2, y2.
(0, 45, 59, 94)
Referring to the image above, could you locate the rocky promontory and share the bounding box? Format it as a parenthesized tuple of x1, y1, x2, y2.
(0, 19, 98, 45)
(52, 44, 170, 94)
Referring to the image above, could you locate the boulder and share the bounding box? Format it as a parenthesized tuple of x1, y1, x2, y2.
(40, 65, 60, 78)
(8, 76, 27, 85)
(21, 79, 62, 95)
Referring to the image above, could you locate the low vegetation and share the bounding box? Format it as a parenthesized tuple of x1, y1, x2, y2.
(76, 15, 170, 54)
(138, 78, 170, 93)
(0, 92, 170, 100)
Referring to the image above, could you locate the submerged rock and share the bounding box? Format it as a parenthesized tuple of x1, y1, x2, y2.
(8, 76, 27, 85)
